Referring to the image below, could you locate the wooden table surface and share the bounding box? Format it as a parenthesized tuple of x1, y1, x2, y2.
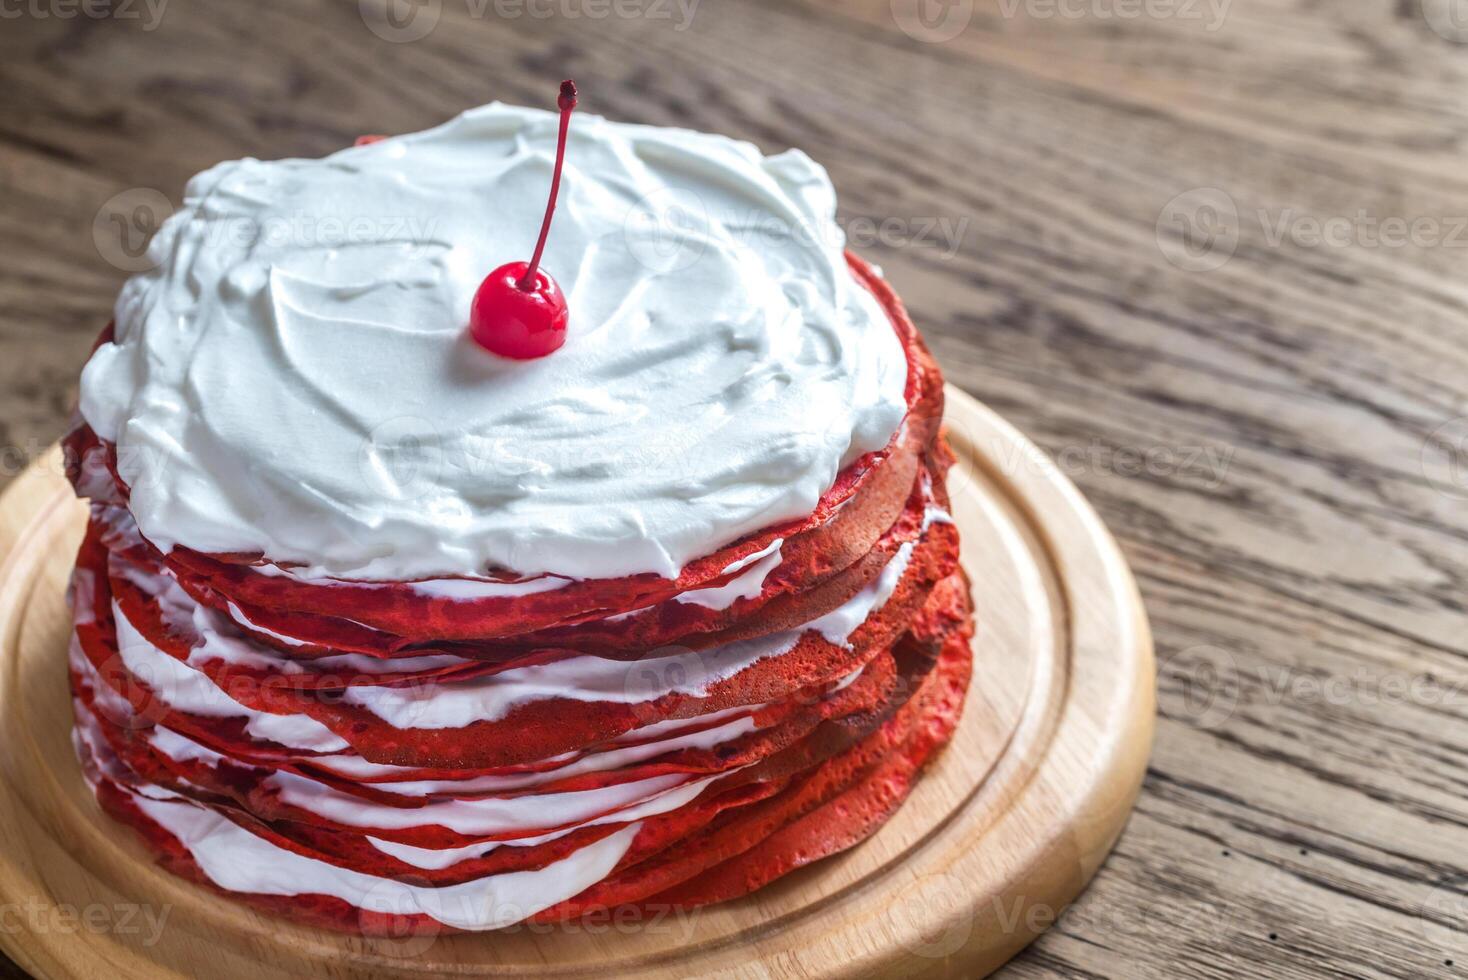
(2, 1, 1467, 976)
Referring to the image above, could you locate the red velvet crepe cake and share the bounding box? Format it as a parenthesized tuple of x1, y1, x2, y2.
(62, 94, 974, 934)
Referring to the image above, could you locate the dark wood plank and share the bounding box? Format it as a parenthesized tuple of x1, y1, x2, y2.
(2, 0, 1467, 976)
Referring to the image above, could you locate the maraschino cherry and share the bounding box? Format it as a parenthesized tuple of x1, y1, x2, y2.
(469, 79, 579, 360)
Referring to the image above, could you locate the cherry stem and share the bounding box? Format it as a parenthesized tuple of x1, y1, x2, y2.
(518, 79, 578, 292)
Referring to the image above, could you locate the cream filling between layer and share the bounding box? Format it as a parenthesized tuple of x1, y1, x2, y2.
(338, 540, 909, 729)
(672, 538, 783, 611)
(127, 786, 640, 930)
(265, 768, 710, 836)
(108, 529, 913, 736)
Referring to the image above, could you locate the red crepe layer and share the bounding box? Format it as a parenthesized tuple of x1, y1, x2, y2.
(75, 496, 960, 769)
(71, 520, 971, 932)
(98, 444, 949, 671)
(73, 587, 971, 933)
(72, 640, 904, 846)
(70, 627, 935, 879)
(641, 598, 973, 909)
(180, 439, 929, 660)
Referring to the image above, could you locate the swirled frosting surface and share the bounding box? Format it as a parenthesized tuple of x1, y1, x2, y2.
(79, 103, 908, 580)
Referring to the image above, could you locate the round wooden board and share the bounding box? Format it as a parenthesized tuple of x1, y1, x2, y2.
(0, 386, 1152, 980)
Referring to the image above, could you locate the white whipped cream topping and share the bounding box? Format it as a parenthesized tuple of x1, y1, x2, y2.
(80, 102, 908, 582)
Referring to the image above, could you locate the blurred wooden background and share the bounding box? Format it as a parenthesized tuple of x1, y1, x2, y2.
(4, 0, 1468, 976)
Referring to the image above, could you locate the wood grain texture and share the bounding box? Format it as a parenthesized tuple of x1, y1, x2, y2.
(0, 0, 1464, 976)
(0, 393, 1152, 979)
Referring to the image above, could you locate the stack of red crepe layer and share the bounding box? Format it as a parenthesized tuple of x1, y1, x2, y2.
(63, 256, 975, 934)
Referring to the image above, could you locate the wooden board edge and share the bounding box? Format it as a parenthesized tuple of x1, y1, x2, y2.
(872, 389, 1155, 978)
(0, 389, 1157, 979)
